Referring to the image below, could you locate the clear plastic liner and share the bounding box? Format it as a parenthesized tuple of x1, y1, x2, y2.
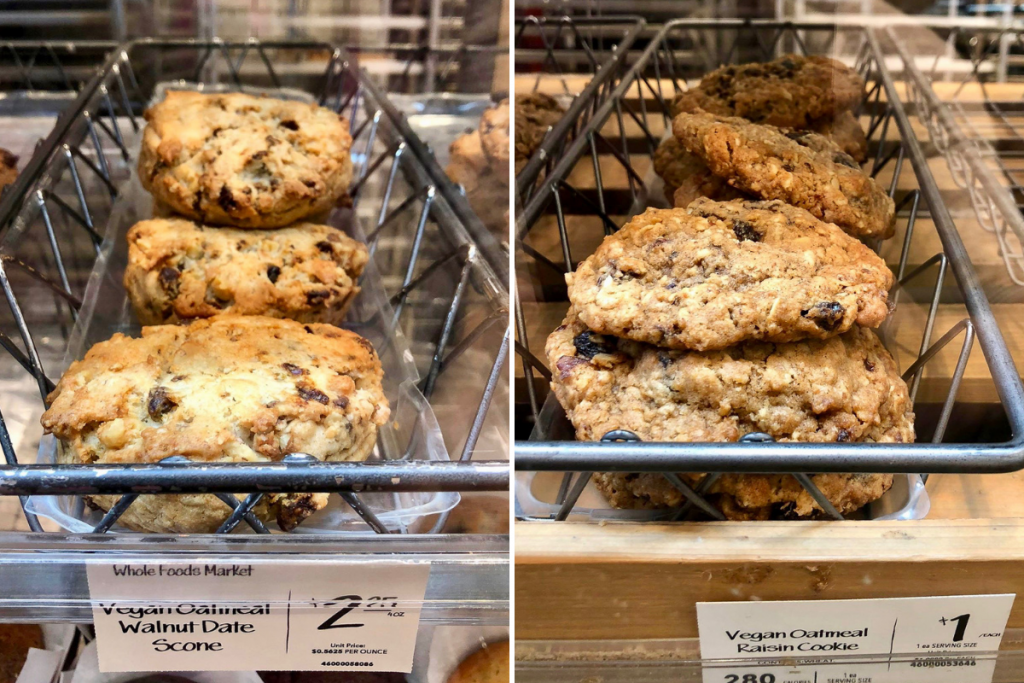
(26, 82, 458, 534)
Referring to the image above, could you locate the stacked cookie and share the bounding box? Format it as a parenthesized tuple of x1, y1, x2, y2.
(546, 56, 913, 520)
(40, 91, 390, 533)
(447, 98, 512, 236)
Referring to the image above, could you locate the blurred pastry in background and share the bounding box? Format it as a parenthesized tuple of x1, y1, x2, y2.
(0, 148, 18, 193)
(447, 99, 510, 239)
(0, 623, 43, 683)
(514, 93, 564, 175)
(447, 640, 509, 683)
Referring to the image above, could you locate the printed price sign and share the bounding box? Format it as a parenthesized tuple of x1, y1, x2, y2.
(86, 559, 430, 673)
(697, 594, 1014, 683)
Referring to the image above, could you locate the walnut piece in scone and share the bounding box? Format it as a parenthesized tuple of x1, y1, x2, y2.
(124, 218, 368, 325)
(674, 111, 895, 239)
(546, 308, 913, 519)
(139, 91, 353, 228)
(568, 200, 894, 351)
(41, 315, 390, 533)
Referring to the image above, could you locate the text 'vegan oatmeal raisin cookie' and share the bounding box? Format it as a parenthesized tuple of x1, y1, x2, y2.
(139, 91, 353, 228)
(41, 315, 389, 533)
(124, 218, 368, 325)
(545, 308, 914, 519)
(568, 200, 894, 351)
(674, 111, 895, 239)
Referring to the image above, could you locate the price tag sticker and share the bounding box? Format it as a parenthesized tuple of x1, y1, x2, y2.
(697, 594, 1014, 683)
(86, 559, 430, 673)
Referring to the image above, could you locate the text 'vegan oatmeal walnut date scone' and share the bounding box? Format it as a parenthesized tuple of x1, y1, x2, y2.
(40, 315, 389, 533)
(674, 111, 895, 239)
(124, 218, 368, 326)
(567, 200, 894, 351)
(139, 91, 353, 229)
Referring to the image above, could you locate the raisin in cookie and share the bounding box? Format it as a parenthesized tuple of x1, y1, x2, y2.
(546, 309, 913, 518)
(125, 218, 367, 326)
(515, 92, 565, 175)
(546, 306, 914, 445)
(653, 137, 747, 206)
(479, 98, 510, 180)
(672, 54, 864, 129)
(139, 91, 353, 228)
(568, 201, 893, 351)
(674, 111, 895, 239)
(41, 315, 390, 533)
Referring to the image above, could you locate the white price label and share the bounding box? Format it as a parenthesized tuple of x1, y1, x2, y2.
(697, 594, 1014, 662)
(87, 559, 430, 673)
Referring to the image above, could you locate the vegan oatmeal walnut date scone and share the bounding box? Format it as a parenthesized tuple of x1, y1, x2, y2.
(124, 218, 367, 326)
(568, 200, 893, 351)
(674, 111, 895, 239)
(545, 309, 913, 518)
(652, 137, 746, 206)
(139, 91, 353, 229)
(40, 315, 390, 533)
(546, 307, 914, 445)
(671, 54, 865, 129)
(514, 93, 565, 175)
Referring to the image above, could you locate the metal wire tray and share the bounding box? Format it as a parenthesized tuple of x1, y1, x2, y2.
(0, 39, 509, 536)
(892, 27, 1024, 288)
(514, 19, 1024, 522)
(514, 15, 644, 203)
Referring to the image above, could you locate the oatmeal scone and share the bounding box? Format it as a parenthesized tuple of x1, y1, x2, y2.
(515, 93, 565, 175)
(139, 91, 353, 228)
(652, 137, 746, 206)
(568, 201, 893, 351)
(674, 111, 895, 239)
(41, 315, 390, 533)
(546, 308, 913, 518)
(671, 54, 865, 129)
(479, 98, 510, 178)
(125, 218, 367, 326)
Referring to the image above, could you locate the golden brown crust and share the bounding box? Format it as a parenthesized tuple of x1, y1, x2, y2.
(124, 218, 367, 325)
(568, 201, 894, 351)
(41, 315, 389, 533)
(447, 641, 509, 683)
(0, 624, 42, 683)
(674, 111, 895, 239)
(138, 91, 353, 228)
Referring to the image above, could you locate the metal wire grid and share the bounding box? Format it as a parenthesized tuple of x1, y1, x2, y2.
(514, 16, 644, 204)
(0, 38, 509, 536)
(892, 27, 1024, 287)
(513, 20, 1024, 523)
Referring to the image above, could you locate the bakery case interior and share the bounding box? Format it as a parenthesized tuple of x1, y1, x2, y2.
(0, 1, 509, 681)
(513, 3, 1024, 682)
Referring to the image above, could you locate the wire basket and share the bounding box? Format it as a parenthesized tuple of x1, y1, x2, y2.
(514, 15, 643, 201)
(0, 39, 509, 536)
(514, 19, 1024, 522)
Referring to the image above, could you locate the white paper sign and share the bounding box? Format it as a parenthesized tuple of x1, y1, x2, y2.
(87, 559, 431, 673)
(697, 594, 1015, 661)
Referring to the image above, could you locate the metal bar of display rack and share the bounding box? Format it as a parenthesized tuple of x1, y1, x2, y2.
(0, 38, 510, 539)
(514, 19, 1024, 523)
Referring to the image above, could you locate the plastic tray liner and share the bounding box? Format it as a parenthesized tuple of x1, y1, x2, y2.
(26, 82, 458, 534)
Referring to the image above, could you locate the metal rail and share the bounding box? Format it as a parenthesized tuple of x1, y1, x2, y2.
(0, 38, 509, 536)
(514, 20, 1024, 523)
